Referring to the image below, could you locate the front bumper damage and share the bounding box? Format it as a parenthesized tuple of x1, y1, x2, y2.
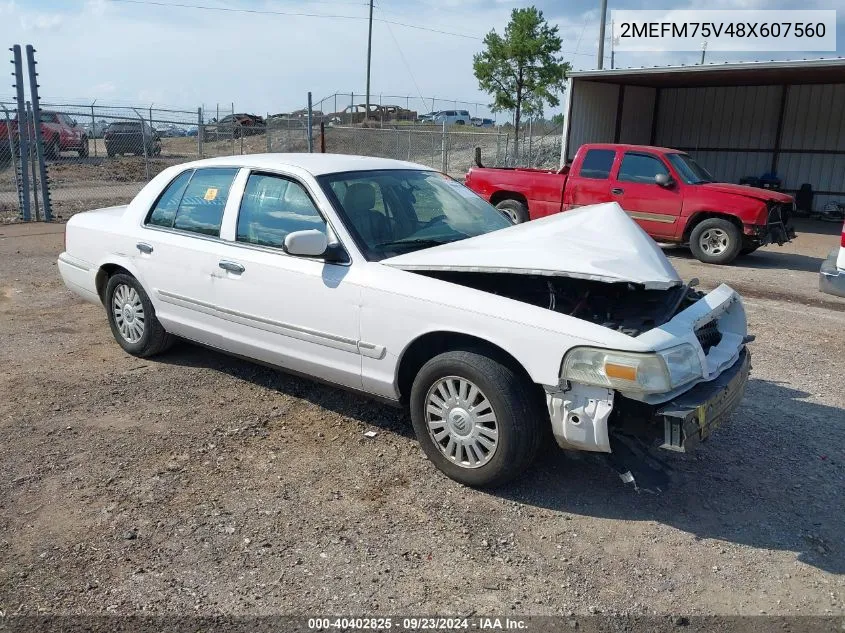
(745, 202, 795, 246)
(546, 283, 751, 491)
(656, 348, 750, 452)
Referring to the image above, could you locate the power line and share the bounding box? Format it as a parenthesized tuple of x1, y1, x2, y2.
(374, 0, 427, 108)
(108, 0, 485, 40)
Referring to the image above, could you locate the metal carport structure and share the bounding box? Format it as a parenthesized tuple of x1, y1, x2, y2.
(560, 58, 845, 210)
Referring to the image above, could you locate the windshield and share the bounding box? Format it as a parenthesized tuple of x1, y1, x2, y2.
(666, 153, 715, 184)
(318, 169, 512, 261)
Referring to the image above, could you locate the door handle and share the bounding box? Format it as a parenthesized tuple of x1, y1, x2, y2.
(611, 187, 624, 195)
(219, 260, 245, 274)
(136, 242, 153, 254)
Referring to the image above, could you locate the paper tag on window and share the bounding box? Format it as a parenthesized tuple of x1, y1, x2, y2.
(204, 187, 218, 201)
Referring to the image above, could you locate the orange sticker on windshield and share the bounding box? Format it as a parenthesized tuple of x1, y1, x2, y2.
(204, 188, 218, 201)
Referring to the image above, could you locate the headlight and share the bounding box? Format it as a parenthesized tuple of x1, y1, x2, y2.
(561, 344, 701, 395)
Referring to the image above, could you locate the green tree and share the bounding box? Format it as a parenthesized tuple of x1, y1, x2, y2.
(473, 7, 569, 161)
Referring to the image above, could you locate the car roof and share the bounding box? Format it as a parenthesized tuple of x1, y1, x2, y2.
(584, 143, 684, 154)
(176, 153, 433, 176)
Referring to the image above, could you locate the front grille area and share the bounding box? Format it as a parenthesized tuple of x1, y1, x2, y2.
(695, 320, 723, 354)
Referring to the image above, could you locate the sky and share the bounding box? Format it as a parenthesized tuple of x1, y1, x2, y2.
(1, 0, 844, 119)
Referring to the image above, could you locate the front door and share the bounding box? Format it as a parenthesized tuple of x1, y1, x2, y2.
(610, 152, 682, 239)
(212, 171, 363, 390)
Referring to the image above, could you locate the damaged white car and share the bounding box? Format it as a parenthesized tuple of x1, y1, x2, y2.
(58, 155, 751, 488)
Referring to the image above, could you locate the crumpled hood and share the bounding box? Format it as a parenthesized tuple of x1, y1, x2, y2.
(382, 202, 683, 290)
(698, 182, 794, 203)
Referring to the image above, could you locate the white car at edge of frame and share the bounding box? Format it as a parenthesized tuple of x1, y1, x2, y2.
(58, 154, 752, 489)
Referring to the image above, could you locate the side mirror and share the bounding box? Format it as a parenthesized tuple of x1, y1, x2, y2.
(655, 173, 673, 187)
(284, 229, 329, 257)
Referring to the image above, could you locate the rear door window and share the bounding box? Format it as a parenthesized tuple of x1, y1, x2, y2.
(578, 149, 616, 179)
(145, 167, 238, 237)
(147, 170, 193, 227)
(173, 168, 238, 236)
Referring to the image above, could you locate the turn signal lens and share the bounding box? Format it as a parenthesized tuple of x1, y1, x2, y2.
(604, 362, 638, 382)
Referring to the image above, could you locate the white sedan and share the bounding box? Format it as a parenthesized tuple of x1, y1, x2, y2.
(58, 154, 751, 488)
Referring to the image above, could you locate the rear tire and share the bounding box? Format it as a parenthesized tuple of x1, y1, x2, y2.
(105, 273, 173, 358)
(689, 218, 742, 265)
(45, 137, 60, 159)
(496, 198, 529, 224)
(410, 350, 543, 488)
(78, 136, 89, 158)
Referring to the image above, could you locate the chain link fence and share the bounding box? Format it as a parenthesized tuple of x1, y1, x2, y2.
(1, 98, 561, 223)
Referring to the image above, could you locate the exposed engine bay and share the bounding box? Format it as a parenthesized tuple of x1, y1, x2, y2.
(415, 271, 705, 336)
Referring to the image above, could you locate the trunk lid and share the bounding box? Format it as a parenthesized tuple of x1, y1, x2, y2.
(382, 202, 683, 290)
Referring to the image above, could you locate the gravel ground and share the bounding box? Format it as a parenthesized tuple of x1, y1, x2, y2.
(0, 220, 843, 620)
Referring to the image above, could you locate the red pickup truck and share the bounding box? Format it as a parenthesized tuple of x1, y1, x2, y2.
(0, 111, 88, 161)
(465, 143, 795, 264)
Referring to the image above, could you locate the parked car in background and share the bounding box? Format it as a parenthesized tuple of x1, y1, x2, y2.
(202, 113, 266, 140)
(58, 153, 752, 489)
(83, 120, 110, 139)
(417, 112, 437, 123)
(156, 124, 187, 138)
(432, 110, 471, 125)
(819, 220, 845, 297)
(471, 117, 495, 128)
(32, 111, 88, 158)
(0, 117, 18, 162)
(465, 143, 795, 265)
(328, 104, 380, 125)
(185, 126, 198, 137)
(104, 121, 161, 157)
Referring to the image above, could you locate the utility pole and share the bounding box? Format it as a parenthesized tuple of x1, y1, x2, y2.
(610, 20, 615, 69)
(597, 0, 608, 69)
(365, 0, 374, 120)
(700, 41, 707, 64)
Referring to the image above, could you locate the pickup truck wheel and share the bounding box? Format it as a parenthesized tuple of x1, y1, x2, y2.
(78, 136, 89, 158)
(689, 218, 742, 265)
(105, 273, 173, 358)
(45, 137, 60, 160)
(410, 350, 542, 487)
(496, 199, 529, 224)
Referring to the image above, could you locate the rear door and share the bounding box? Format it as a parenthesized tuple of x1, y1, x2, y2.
(611, 151, 682, 239)
(135, 166, 242, 346)
(563, 148, 618, 208)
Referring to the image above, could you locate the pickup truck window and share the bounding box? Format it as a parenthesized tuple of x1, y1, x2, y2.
(236, 173, 326, 248)
(579, 149, 615, 179)
(617, 153, 669, 184)
(666, 153, 715, 184)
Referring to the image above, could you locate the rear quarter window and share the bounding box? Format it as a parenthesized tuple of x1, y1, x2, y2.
(579, 149, 616, 179)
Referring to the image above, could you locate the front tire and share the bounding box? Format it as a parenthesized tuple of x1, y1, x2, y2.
(78, 136, 89, 157)
(496, 198, 529, 224)
(689, 218, 742, 264)
(105, 273, 173, 357)
(410, 350, 543, 487)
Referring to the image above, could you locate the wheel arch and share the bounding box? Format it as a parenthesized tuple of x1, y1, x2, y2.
(395, 330, 542, 405)
(489, 190, 529, 208)
(94, 262, 137, 304)
(682, 211, 743, 243)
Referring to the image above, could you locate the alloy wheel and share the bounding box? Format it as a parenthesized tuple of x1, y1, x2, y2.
(425, 376, 499, 469)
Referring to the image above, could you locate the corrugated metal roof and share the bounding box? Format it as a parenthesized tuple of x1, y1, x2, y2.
(569, 58, 845, 87)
